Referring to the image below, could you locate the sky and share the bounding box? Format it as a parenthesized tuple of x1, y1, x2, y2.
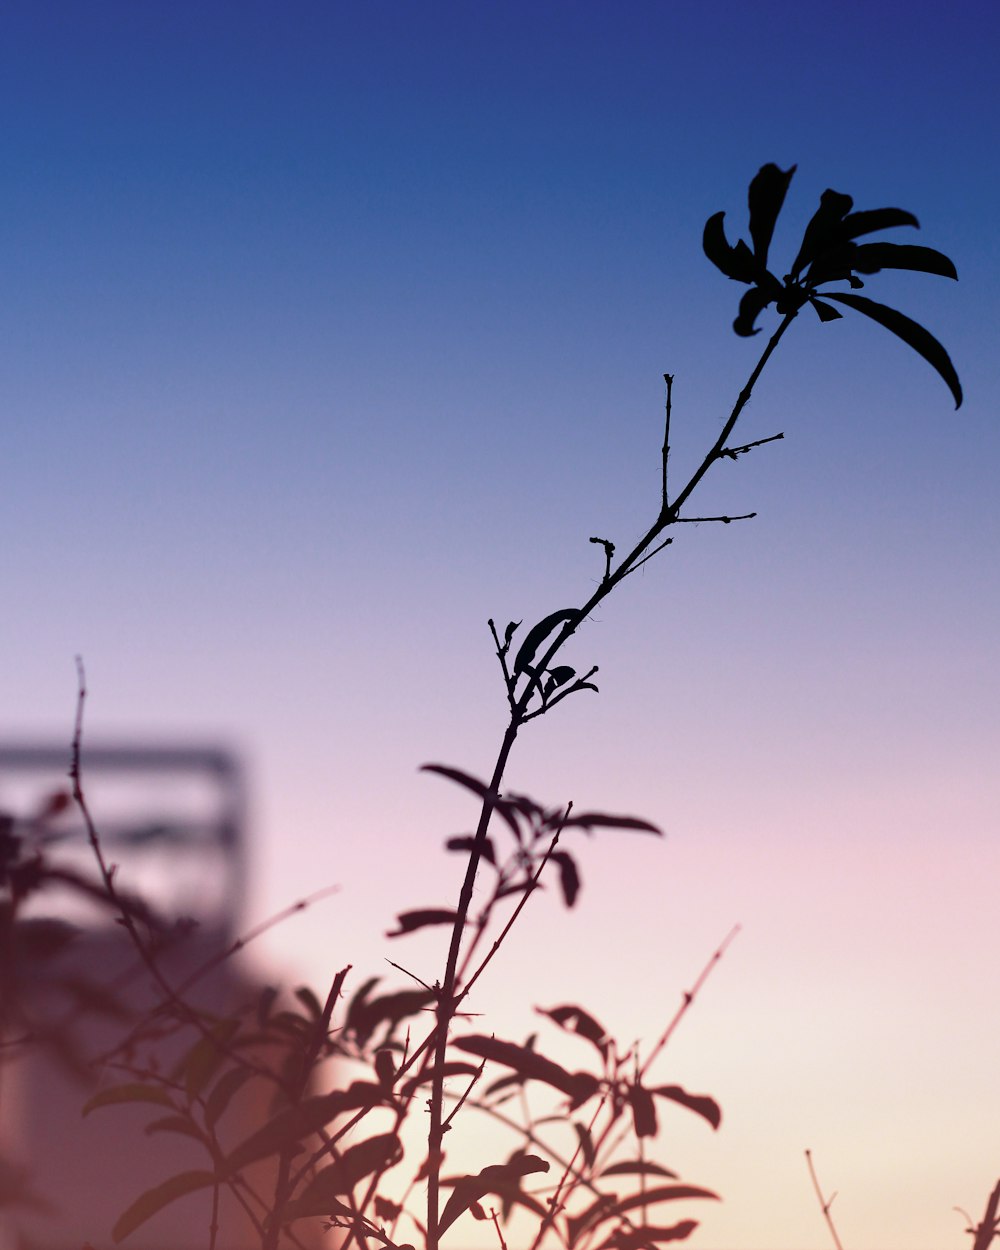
(2, 2, 999, 1247)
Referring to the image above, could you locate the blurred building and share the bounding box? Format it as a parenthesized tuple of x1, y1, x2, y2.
(0, 742, 319, 1250)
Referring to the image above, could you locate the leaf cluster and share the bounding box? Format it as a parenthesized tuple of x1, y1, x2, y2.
(704, 163, 962, 405)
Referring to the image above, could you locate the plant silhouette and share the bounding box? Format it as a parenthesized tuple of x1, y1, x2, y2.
(0, 163, 972, 1250)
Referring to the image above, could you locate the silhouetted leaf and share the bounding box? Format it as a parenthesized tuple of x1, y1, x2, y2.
(374, 1049, 395, 1089)
(280, 1134, 403, 1219)
(12, 917, 79, 960)
(702, 212, 756, 283)
(733, 285, 775, 337)
(512, 608, 578, 676)
(628, 1084, 658, 1137)
(445, 835, 496, 865)
(375, 1195, 402, 1222)
(399, 1061, 481, 1101)
(256, 985, 278, 1027)
(345, 976, 381, 1033)
(562, 812, 661, 835)
(548, 665, 576, 689)
(851, 242, 957, 279)
(349, 988, 436, 1045)
(504, 620, 521, 646)
(571, 1121, 597, 1169)
(144, 1115, 204, 1142)
(496, 878, 537, 902)
(421, 765, 522, 837)
(294, 986, 323, 1019)
(111, 1170, 215, 1243)
(748, 163, 795, 268)
(600, 1186, 719, 1226)
(538, 1004, 608, 1056)
(82, 1084, 174, 1116)
(821, 291, 962, 407)
(568, 1193, 619, 1245)
(387, 909, 462, 938)
(811, 298, 843, 323)
(600, 1160, 678, 1180)
(790, 187, 854, 278)
(183, 1018, 240, 1100)
(840, 206, 918, 239)
(222, 1092, 345, 1174)
(439, 1155, 550, 1234)
(204, 1066, 254, 1129)
(651, 1085, 721, 1130)
(551, 851, 580, 907)
(599, 1220, 699, 1249)
(454, 1036, 599, 1106)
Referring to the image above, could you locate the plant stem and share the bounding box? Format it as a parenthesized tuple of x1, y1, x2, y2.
(424, 310, 796, 1250)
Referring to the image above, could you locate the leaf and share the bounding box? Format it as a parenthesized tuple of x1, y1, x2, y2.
(820, 291, 963, 407)
(748, 163, 795, 268)
(628, 1084, 658, 1137)
(284, 1134, 403, 1217)
(537, 1004, 609, 1056)
(789, 187, 854, 278)
(598, 1220, 699, 1249)
(445, 835, 496, 866)
(256, 985, 278, 1027)
(294, 986, 323, 1018)
(12, 917, 79, 960)
(399, 1061, 481, 1100)
(811, 298, 843, 323)
(733, 285, 775, 337)
(850, 241, 957, 279)
(112, 1170, 215, 1243)
(144, 1115, 204, 1143)
(222, 1092, 346, 1174)
(375, 1195, 402, 1222)
(420, 765, 522, 838)
(454, 1035, 599, 1106)
(82, 1084, 174, 1116)
(503, 620, 521, 646)
(386, 909, 462, 938)
(574, 1121, 596, 1168)
(600, 1185, 719, 1224)
(562, 812, 661, 836)
(551, 851, 580, 908)
(374, 1048, 396, 1089)
(345, 976, 381, 1033)
(512, 608, 578, 676)
(348, 988, 435, 1045)
(183, 1018, 240, 1100)
(204, 1065, 254, 1129)
(568, 1193, 619, 1245)
(702, 212, 756, 283)
(547, 664, 576, 689)
(600, 1160, 678, 1180)
(650, 1085, 721, 1130)
(840, 206, 919, 239)
(439, 1155, 550, 1235)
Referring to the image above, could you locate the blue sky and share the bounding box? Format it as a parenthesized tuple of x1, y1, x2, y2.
(2, 4, 999, 1248)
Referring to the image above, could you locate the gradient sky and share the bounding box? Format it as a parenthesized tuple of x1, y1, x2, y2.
(2, 3, 999, 1248)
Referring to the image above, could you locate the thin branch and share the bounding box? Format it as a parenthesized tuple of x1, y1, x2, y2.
(589, 537, 616, 583)
(619, 536, 673, 581)
(458, 805, 572, 1002)
(639, 924, 740, 1081)
(672, 512, 757, 524)
(425, 309, 799, 1250)
(720, 431, 784, 459)
(968, 1178, 1000, 1250)
(661, 373, 673, 508)
(805, 1149, 846, 1250)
